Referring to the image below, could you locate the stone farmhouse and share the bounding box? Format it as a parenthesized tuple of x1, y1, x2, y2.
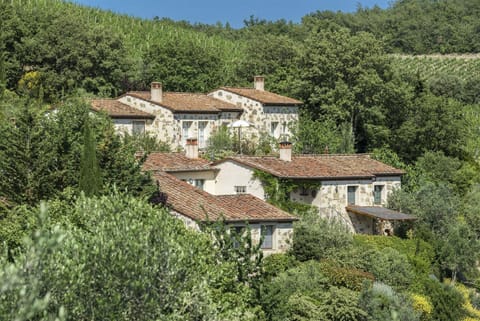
(208, 76, 302, 140)
(91, 77, 302, 149)
(212, 142, 415, 235)
(150, 171, 298, 255)
(143, 140, 415, 238)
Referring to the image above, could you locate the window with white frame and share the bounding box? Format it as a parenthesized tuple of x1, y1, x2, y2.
(194, 179, 205, 191)
(182, 121, 192, 146)
(198, 121, 208, 149)
(234, 186, 247, 194)
(270, 121, 279, 137)
(261, 225, 274, 249)
(373, 185, 384, 205)
(132, 120, 145, 135)
(347, 186, 357, 205)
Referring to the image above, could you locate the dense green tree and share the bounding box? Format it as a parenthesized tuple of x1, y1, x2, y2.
(0, 98, 154, 205)
(143, 35, 227, 92)
(0, 193, 261, 320)
(0, 100, 57, 205)
(296, 26, 404, 152)
(290, 115, 355, 154)
(392, 94, 468, 162)
(78, 119, 102, 196)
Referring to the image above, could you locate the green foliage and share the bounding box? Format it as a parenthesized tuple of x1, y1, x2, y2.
(296, 26, 398, 152)
(290, 115, 354, 154)
(387, 178, 480, 283)
(392, 55, 480, 85)
(0, 193, 261, 320)
(252, 169, 320, 214)
(353, 235, 434, 289)
(0, 205, 66, 321)
(0, 98, 154, 205)
(423, 279, 467, 321)
(359, 282, 420, 321)
(262, 253, 298, 281)
(0, 100, 58, 205)
(261, 261, 367, 321)
(291, 214, 353, 262)
(202, 221, 264, 296)
(392, 94, 468, 162)
(121, 132, 170, 154)
(78, 119, 102, 196)
(205, 126, 235, 160)
(319, 260, 374, 291)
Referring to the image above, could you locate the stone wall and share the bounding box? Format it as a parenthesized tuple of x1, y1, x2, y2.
(172, 211, 293, 254)
(119, 95, 177, 145)
(119, 95, 241, 149)
(209, 89, 299, 140)
(290, 177, 402, 234)
(230, 222, 294, 255)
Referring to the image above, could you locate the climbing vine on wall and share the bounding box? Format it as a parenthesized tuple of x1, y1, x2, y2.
(252, 169, 321, 215)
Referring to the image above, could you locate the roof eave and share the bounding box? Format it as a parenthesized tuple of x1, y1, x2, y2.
(110, 114, 155, 120)
(208, 217, 299, 223)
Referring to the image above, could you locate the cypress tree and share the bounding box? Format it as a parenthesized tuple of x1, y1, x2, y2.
(79, 118, 102, 196)
(0, 52, 5, 99)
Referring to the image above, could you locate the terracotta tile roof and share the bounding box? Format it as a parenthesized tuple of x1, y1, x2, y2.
(216, 87, 303, 106)
(215, 194, 299, 222)
(124, 91, 242, 113)
(152, 172, 297, 223)
(215, 154, 405, 179)
(91, 99, 155, 119)
(143, 152, 213, 172)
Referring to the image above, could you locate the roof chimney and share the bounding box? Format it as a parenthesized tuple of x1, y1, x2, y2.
(279, 141, 292, 162)
(254, 76, 265, 91)
(151, 82, 163, 103)
(185, 138, 199, 159)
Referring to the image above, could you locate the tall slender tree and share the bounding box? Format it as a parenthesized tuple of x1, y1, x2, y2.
(78, 118, 102, 196)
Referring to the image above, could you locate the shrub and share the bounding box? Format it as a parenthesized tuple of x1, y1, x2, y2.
(411, 293, 433, 321)
(360, 282, 420, 321)
(320, 260, 374, 291)
(354, 235, 434, 291)
(423, 278, 466, 321)
(292, 214, 353, 262)
(262, 253, 298, 281)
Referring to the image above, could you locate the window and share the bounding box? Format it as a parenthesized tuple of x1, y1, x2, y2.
(185, 179, 205, 191)
(347, 186, 357, 205)
(300, 186, 309, 196)
(270, 122, 279, 137)
(182, 121, 192, 146)
(261, 225, 274, 249)
(374, 185, 384, 205)
(234, 186, 247, 194)
(194, 179, 205, 191)
(198, 121, 208, 149)
(230, 226, 245, 248)
(132, 121, 145, 135)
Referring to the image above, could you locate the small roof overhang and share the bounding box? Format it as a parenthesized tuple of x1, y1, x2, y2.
(346, 206, 417, 221)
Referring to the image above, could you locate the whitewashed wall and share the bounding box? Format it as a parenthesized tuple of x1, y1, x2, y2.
(212, 161, 265, 198)
(169, 170, 216, 194)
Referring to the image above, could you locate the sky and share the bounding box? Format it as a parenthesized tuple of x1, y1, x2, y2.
(71, 0, 392, 28)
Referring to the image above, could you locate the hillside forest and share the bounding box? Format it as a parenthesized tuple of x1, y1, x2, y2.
(1, 0, 480, 320)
